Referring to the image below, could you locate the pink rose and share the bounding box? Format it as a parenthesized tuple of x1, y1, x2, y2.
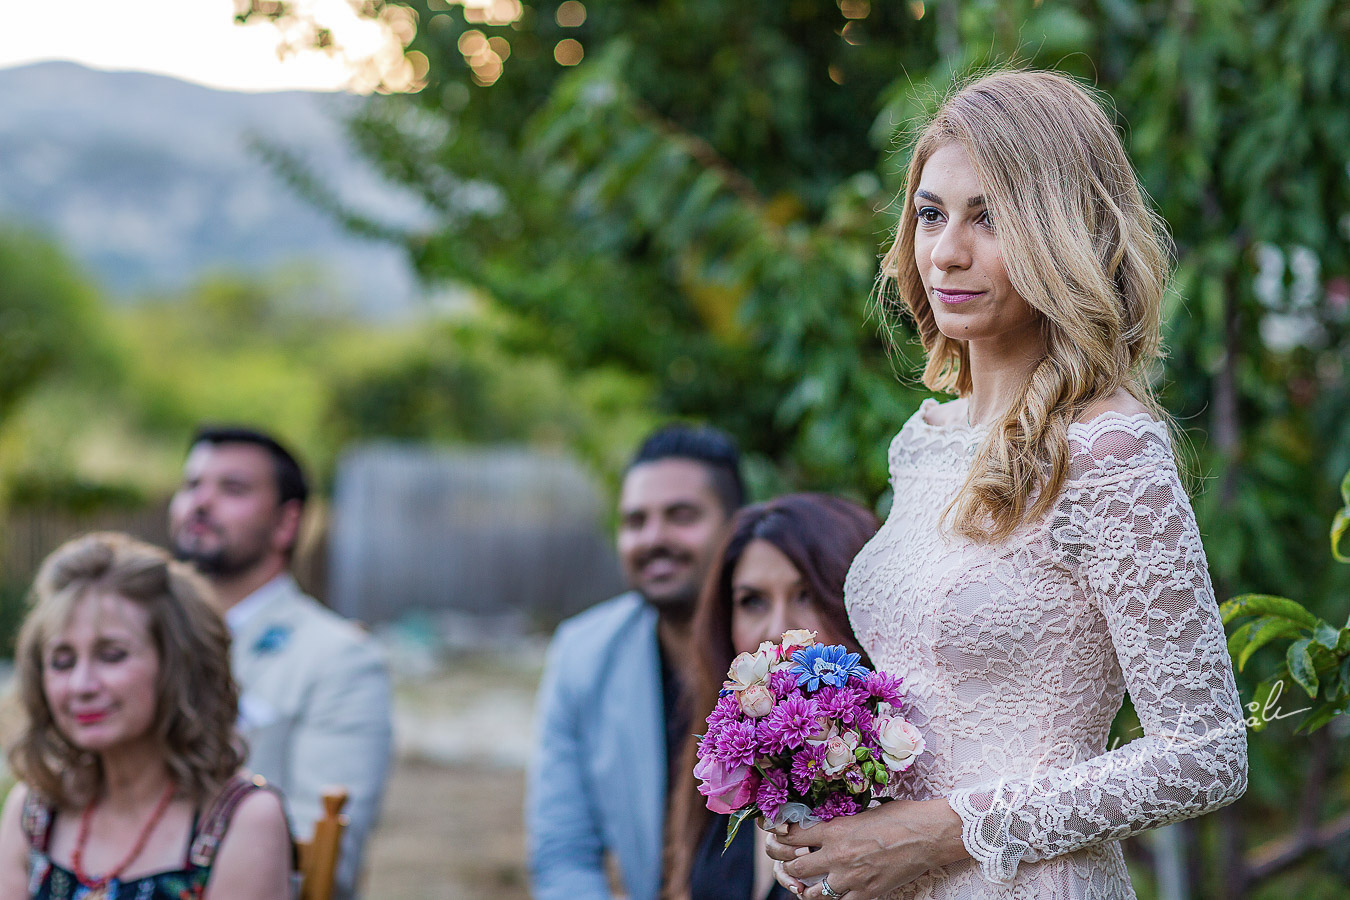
(807, 718, 837, 746)
(694, 755, 761, 814)
(822, 731, 859, 775)
(739, 683, 775, 718)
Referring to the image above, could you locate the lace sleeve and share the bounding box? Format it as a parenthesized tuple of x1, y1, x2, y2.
(946, 421, 1248, 885)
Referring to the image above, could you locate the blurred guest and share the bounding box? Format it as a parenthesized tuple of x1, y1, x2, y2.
(528, 424, 747, 900)
(0, 532, 292, 899)
(662, 494, 879, 900)
(168, 426, 392, 900)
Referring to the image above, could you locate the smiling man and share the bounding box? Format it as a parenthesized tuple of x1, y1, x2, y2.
(168, 426, 392, 900)
(527, 424, 746, 900)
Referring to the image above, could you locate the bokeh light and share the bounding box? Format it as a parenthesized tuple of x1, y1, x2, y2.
(556, 1, 587, 28)
(909, 1, 926, 20)
(457, 29, 513, 86)
(554, 38, 584, 66)
(458, 29, 489, 56)
(462, 0, 524, 26)
(838, 0, 870, 19)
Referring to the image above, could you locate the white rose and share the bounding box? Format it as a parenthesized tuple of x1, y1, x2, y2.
(876, 716, 925, 772)
(739, 683, 775, 718)
(781, 629, 817, 648)
(728, 650, 773, 689)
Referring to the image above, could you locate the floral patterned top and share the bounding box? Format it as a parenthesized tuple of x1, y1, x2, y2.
(22, 776, 271, 900)
(844, 400, 1247, 898)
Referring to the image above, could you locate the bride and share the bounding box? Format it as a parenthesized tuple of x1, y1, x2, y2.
(766, 69, 1247, 899)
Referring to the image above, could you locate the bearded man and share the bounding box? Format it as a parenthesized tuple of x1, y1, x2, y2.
(527, 425, 746, 900)
(169, 426, 392, 900)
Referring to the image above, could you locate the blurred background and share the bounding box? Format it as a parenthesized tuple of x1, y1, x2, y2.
(0, 0, 1348, 897)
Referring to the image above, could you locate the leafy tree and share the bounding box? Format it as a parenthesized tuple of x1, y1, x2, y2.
(242, 0, 941, 496)
(0, 227, 111, 421)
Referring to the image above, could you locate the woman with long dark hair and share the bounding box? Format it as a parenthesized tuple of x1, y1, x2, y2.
(663, 493, 879, 900)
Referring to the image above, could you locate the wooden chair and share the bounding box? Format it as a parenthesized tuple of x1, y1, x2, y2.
(296, 786, 349, 900)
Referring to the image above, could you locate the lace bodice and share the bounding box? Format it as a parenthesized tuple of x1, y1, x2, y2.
(845, 399, 1247, 899)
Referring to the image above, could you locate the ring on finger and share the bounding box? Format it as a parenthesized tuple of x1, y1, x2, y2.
(821, 877, 844, 899)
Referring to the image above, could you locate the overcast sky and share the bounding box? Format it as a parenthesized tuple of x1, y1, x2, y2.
(0, 0, 384, 91)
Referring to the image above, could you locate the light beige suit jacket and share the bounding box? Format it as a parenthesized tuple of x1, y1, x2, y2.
(232, 576, 393, 900)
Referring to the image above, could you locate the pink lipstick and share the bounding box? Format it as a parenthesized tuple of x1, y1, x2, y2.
(934, 289, 985, 304)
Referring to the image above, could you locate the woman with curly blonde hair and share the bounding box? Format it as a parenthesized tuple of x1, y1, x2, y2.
(766, 70, 1247, 899)
(0, 532, 292, 899)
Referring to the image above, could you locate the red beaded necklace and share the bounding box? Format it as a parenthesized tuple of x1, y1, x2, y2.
(71, 780, 177, 898)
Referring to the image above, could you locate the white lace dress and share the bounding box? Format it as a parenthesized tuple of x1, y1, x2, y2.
(844, 399, 1247, 899)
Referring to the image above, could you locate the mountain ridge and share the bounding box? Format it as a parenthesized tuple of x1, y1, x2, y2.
(0, 61, 427, 317)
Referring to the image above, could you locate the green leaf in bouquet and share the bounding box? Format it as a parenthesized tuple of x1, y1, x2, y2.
(1288, 638, 1318, 697)
(1221, 594, 1319, 629)
(723, 807, 758, 852)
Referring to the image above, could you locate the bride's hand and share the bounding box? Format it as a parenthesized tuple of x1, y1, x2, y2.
(762, 799, 968, 900)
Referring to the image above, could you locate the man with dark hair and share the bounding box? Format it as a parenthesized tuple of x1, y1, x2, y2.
(527, 423, 746, 900)
(169, 426, 392, 900)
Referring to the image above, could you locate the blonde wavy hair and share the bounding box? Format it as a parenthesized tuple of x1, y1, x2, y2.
(877, 69, 1171, 541)
(6, 532, 244, 807)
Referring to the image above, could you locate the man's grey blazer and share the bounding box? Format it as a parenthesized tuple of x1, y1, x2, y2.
(527, 592, 667, 900)
(232, 576, 393, 900)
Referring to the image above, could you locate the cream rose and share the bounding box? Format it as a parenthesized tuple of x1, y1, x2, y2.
(727, 649, 773, 689)
(739, 683, 775, 718)
(876, 716, 925, 772)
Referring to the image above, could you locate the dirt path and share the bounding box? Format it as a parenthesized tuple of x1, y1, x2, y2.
(361, 648, 541, 899)
(363, 758, 530, 900)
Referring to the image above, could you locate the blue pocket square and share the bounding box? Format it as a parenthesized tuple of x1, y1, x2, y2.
(253, 625, 291, 655)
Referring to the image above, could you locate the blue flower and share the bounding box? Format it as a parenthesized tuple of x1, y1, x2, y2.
(790, 644, 870, 692)
(252, 625, 291, 655)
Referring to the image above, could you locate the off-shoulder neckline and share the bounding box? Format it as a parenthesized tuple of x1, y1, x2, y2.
(912, 397, 1166, 437)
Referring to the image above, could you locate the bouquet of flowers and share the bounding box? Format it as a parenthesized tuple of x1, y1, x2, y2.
(693, 629, 925, 846)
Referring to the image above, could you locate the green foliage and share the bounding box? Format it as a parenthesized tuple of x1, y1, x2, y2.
(1223, 469, 1350, 733)
(322, 311, 657, 480)
(0, 227, 112, 421)
(5, 475, 146, 514)
(257, 0, 943, 497)
(257, 0, 1350, 534)
(0, 262, 656, 502)
(1333, 469, 1350, 563)
(0, 579, 28, 658)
